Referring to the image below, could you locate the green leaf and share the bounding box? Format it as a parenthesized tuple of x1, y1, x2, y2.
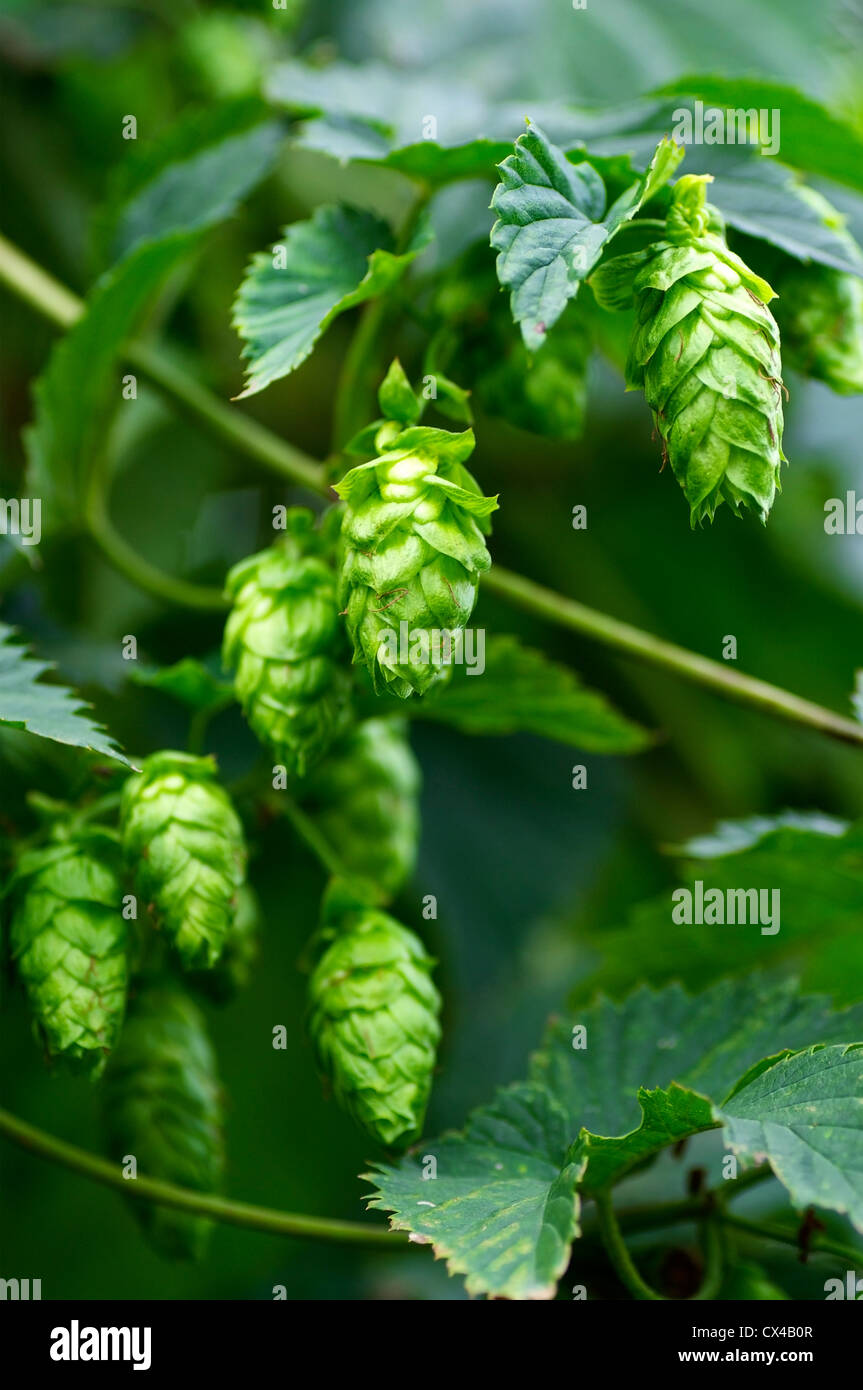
(93, 99, 284, 266)
(232, 205, 432, 399)
(367, 976, 863, 1297)
(532, 976, 863, 1193)
(365, 1083, 585, 1299)
(719, 1045, 863, 1232)
(656, 77, 863, 197)
(0, 622, 130, 766)
(128, 657, 234, 715)
(491, 125, 681, 350)
(577, 816, 863, 1003)
(25, 234, 198, 529)
(411, 635, 650, 753)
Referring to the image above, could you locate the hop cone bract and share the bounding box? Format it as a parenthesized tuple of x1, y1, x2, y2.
(188, 882, 260, 1004)
(308, 904, 441, 1147)
(121, 750, 246, 970)
(617, 175, 786, 525)
(334, 420, 497, 697)
(223, 510, 353, 776)
(302, 719, 420, 899)
(102, 977, 224, 1259)
(10, 826, 127, 1073)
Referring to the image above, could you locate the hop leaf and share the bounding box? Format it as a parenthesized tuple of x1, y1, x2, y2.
(772, 261, 863, 395)
(301, 719, 420, 900)
(9, 826, 128, 1074)
(334, 408, 498, 696)
(121, 750, 247, 970)
(102, 977, 224, 1260)
(598, 174, 786, 526)
(223, 509, 353, 775)
(307, 899, 441, 1147)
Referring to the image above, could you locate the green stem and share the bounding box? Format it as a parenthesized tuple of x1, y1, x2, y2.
(594, 1188, 666, 1299)
(3, 232, 863, 750)
(85, 493, 227, 612)
(0, 1106, 403, 1250)
(721, 1211, 863, 1267)
(282, 796, 346, 881)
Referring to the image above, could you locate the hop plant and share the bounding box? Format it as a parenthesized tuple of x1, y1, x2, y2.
(9, 826, 127, 1074)
(102, 977, 224, 1259)
(594, 174, 786, 525)
(121, 751, 247, 971)
(307, 892, 441, 1147)
(223, 510, 353, 777)
(301, 719, 420, 900)
(334, 362, 498, 697)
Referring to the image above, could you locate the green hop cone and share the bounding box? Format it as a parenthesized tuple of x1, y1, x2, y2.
(121, 750, 247, 971)
(223, 509, 353, 776)
(9, 826, 127, 1074)
(102, 977, 224, 1259)
(334, 378, 498, 697)
(596, 174, 786, 525)
(772, 261, 863, 395)
(308, 895, 441, 1147)
(301, 719, 420, 900)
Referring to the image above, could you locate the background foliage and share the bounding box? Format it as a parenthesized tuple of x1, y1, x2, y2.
(1, 0, 863, 1299)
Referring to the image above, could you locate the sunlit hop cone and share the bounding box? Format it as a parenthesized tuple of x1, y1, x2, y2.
(223, 510, 353, 776)
(596, 174, 786, 525)
(301, 719, 420, 900)
(307, 894, 441, 1147)
(9, 826, 128, 1074)
(334, 376, 497, 696)
(121, 750, 246, 970)
(102, 977, 224, 1260)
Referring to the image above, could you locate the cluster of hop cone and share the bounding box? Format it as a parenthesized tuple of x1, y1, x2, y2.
(4, 364, 497, 1257)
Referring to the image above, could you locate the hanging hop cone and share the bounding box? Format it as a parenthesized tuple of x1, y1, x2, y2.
(307, 892, 441, 1147)
(223, 510, 353, 777)
(301, 719, 420, 900)
(9, 826, 128, 1074)
(594, 174, 786, 525)
(102, 977, 224, 1259)
(121, 751, 246, 971)
(334, 367, 497, 697)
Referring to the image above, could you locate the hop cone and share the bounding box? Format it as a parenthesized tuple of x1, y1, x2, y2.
(223, 509, 353, 776)
(772, 261, 863, 395)
(308, 902, 441, 1147)
(121, 751, 246, 970)
(102, 977, 224, 1259)
(334, 410, 497, 697)
(608, 174, 786, 525)
(302, 719, 420, 899)
(9, 826, 127, 1073)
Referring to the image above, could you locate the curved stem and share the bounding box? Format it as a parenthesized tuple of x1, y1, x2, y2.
(692, 1215, 724, 1300)
(3, 231, 863, 749)
(594, 1188, 666, 1299)
(0, 1106, 403, 1250)
(282, 796, 346, 881)
(85, 494, 227, 611)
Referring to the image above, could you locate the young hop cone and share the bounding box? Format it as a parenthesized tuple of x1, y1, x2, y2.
(9, 826, 128, 1073)
(335, 367, 498, 696)
(223, 510, 353, 776)
(102, 977, 224, 1260)
(596, 174, 786, 525)
(187, 881, 260, 1005)
(772, 262, 863, 395)
(301, 718, 420, 900)
(308, 895, 441, 1147)
(121, 750, 246, 971)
